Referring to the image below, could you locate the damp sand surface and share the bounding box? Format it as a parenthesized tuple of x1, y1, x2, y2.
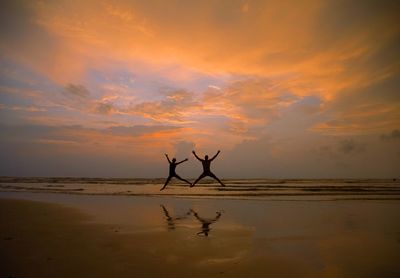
(1, 177, 400, 201)
(1, 191, 400, 277)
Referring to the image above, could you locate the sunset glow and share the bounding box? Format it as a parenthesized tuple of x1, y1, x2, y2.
(1, 0, 399, 177)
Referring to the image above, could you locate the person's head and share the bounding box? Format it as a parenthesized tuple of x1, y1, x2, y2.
(205, 155, 209, 160)
(172, 158, 176, 163)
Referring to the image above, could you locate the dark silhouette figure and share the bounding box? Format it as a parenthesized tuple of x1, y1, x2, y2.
(191, 209, 222, 236)
(191, 150, 225, 187)
(160, 205, 191, 231)
(161, 154, 191, 190)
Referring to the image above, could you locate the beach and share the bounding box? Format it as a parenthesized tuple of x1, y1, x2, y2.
(1, 181, 400, 277)
(2, 0, 399, 276)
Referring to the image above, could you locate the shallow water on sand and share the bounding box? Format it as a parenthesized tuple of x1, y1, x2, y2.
(1, 177, 400, 200)
(1, 191, 400, 277)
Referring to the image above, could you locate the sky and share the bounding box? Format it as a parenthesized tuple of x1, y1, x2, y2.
(0, 0, 399, 178)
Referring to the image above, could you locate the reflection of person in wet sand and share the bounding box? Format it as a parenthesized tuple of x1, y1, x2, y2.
(161, 154, 191, 191)
(190, 209, 222, 236)
(191, 150, 225, 187)
(160, 205, 191, 231)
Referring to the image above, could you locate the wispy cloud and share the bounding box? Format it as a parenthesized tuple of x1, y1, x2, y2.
(1, 0, 399, 177)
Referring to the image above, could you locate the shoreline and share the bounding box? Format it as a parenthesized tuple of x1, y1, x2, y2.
(1, 177, 400, 201)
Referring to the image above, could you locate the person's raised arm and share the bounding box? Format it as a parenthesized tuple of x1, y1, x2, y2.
(210, 150, 220, 161)
(177, 158, 188, 165)
(212, 211, 222, 222)
(165, 153, 171, 163)
(190, 209, 202, 221)
(192, 150, 202, 161)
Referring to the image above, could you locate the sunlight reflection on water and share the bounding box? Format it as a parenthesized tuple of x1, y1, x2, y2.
(1, 191, 400, 277)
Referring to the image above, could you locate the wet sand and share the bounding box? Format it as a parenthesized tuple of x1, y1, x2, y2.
(1, 192, 400, 277)
(1, 177, 399, 200)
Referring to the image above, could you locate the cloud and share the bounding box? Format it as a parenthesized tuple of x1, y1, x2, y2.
(312, 74, 400, 135)
(3, 1, 399, 119)
(106, 125, 181, 136)
(93, 101, 116, 115)
(1, 0, 399, 178)
(208, 85, 221, 90)
(0, 123, 182, 146)
(116, 78, 299, 137)
(62, 84, 90, 99)
(59, 83, 119, 116)
(3, 0, 398, 89)
(128, 89, 200, 123)
(0, 104, 46, 112)
(337, 139, 365, 154)
(57, 83, 93, 112)
(0, 124, 96, 154)
(202, 78, 299, 134)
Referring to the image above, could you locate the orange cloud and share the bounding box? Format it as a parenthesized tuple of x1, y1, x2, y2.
(1, 0, 399, 156)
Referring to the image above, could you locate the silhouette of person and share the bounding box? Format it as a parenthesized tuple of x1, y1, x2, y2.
(161, 153, 191, 191)
(191, 150, 225, 187)
(160, 205, 191, 231)
(190, 209, 222, 236)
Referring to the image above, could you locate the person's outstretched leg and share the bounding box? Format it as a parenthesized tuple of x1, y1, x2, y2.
(210, 172, 225, 186)
(160, 176, 172, 191)
(174, 174, 192, 186)
(191, 173, 206, 188)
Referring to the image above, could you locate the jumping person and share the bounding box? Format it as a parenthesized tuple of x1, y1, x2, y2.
(191, 150, 225, 187)
(160, 154, 191, 191)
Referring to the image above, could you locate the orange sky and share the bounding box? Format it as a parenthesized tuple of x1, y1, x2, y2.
(0, 0, 399, 177)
